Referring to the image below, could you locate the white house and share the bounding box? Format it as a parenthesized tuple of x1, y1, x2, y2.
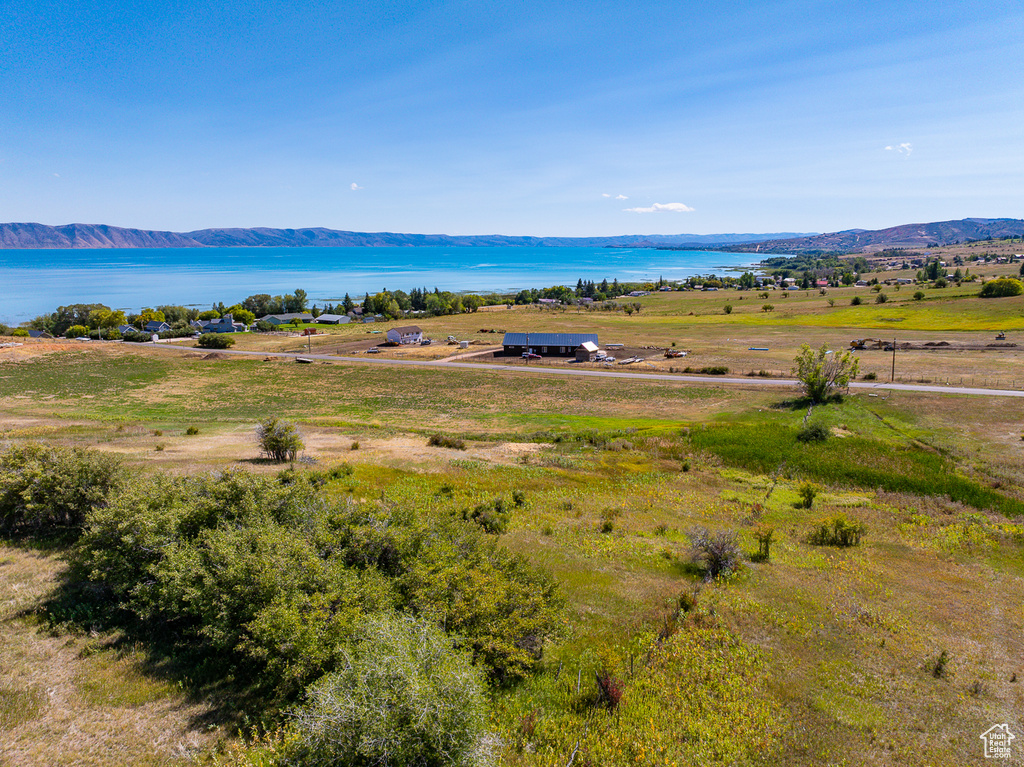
(386, 325, 423, 344)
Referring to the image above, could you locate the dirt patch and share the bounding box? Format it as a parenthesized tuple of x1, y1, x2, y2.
(201, 353, 228, 360)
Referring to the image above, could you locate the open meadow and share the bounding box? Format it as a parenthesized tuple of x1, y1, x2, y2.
(1, 274, 1023, 766)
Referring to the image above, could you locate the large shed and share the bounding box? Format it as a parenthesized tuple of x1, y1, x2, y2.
(575, 341, 599, 362)
(502, 332, 599, 357)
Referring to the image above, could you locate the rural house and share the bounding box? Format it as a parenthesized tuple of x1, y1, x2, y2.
(144, 320, 172, 333)
(262, 313, 314, 326)
(502, 332, 599, 357)
(201, 314, 246, 333)
(386, 325, 423, 344)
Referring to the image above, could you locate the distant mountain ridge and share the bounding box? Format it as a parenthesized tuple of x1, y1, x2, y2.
(0, 223, 812, 249)
(725, 218, 1024, 254)
(0, 222, 203, 249)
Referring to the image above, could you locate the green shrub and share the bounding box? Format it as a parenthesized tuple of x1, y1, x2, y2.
(185, 426, 199, 436)
(862, 371, 878, 380)
(797, 481, 818, 509)
(796, 422, 830, 443)
(11, 328, 29, 337)
(255, 319, 274, 332)
(683, 366, 729, 375)
(121, 330, 151, 343)
(723, 304, 733, 314)
(0, 444, 124, 535)
(290, 614, 491, 767)
(752, 526, 774, 562)
(688, 527, 742, 578)
(761, 304, 774, 312)
(66, 325, 90, 338)
(197, 333, 235, 349)
(256, 417, 304, 462)
(465, 498, 509, 534)
(913, 291, 926, 301)
(427, 434, 466, 450)
(933, 277, 948, 288)
(874, 292, 888, 304)
(850, 296, 863, 306)
(808, 514, 866, 546)
(979, 277, 1024, 298)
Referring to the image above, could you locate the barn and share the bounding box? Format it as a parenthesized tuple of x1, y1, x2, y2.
(502, 332, 599, 357)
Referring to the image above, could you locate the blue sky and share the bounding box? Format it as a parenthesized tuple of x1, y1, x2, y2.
(1, 0, 1022, 236)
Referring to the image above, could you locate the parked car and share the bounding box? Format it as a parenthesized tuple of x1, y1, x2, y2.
(522, 352, 541, 360)
(366, 347, 380, 353)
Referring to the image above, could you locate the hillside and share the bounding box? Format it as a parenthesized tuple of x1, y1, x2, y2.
(0, 222, 810, 249)
(0, 222, 203, 249)
(726, 217, 1024, 255)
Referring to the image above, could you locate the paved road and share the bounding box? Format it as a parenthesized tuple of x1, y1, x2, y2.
(149, 344, 1024, 398)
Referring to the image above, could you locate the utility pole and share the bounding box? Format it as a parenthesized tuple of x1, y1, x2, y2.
(891, 338, 896, 382)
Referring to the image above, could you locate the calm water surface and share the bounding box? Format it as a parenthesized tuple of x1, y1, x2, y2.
(0, 246, 756, 322)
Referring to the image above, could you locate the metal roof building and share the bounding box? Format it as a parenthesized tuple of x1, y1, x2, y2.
(502, 332, 599, 357)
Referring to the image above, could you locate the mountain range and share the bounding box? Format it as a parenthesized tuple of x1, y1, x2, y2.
(0, 218, 1020, 253)
(719, 218, 1024, 254)
(0, 223, 810, 250)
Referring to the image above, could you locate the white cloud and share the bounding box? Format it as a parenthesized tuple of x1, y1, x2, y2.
(350, 182, 363, 190)
(885, 143, 913, 155)
(53, 173, 60, 177)
(602, 193, 611, 198)
(615, 194, 628, 200)
(624, 202, 694, 213)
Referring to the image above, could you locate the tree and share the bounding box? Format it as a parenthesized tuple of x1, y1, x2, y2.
(136, 308, 166, 328)
(66, 324, 90, 338)
(979, 278, 1023, 298)
(242, 294, 272, 317)
(793, 344, 859, 403)
(230, 308, 255, 325)
(256, 417, 303, 462)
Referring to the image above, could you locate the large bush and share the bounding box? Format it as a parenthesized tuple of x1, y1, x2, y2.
(688, 527, 742, 579)
(257, 417, 304, 462)
(0, 444, 124, 535)
(979, 278, 1023, 298)
(64, 468, 561, 699)
(291, 614, 492, 767)
(197, 333, 235, 349)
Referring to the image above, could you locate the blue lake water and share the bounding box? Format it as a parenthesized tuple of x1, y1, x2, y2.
(0, 246, 757, 323)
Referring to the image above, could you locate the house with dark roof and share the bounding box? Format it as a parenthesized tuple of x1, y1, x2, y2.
(144, 320, 172, 333)
(502, 332, 599, 357)
(201, 314, 247, 333)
